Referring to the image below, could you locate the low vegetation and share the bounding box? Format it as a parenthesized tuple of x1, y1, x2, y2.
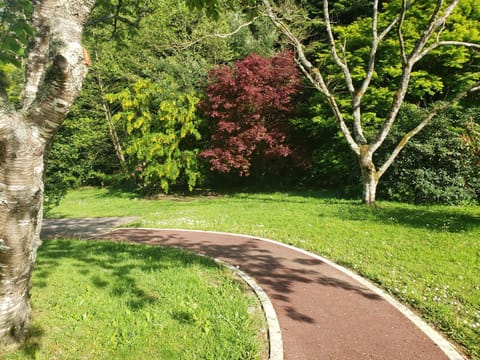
(49, 187, 480, 359)
(4, 240, 266, 359)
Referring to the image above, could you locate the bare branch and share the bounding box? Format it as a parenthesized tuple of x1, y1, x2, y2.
(357, 1, 400, 100)
(371, 0, 462, 155)
(261, 0, 360, 155)
(323, 0, 355, 96)
(410, 0, 460, 63)
(323, 0, 369, 144)
(353, 0, 407, 145)
(377, 81, 480, 179)
(397, 0, 408, 65)
(174, 17, 258, 50)
(418, 40, 480, 59)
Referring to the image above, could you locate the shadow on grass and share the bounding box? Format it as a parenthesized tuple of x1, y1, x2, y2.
(225, 189, 480, 233)
(14, 239, 220, 358)
(34, 240, 219, 310)
(331, 203, 480, 233)
(12, 324, 44, 360)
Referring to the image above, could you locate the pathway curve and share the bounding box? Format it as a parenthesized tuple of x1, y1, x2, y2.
(41, 219, 464, 360)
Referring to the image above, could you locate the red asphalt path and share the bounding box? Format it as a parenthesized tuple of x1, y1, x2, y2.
(97, 228, 463, 360)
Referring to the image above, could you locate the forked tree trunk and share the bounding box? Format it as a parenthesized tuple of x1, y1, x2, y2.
(0, 0, 95, 346)
(0, 115, 45, 344)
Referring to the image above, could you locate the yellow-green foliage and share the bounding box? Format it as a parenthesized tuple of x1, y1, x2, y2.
(105, 78, 201, 193)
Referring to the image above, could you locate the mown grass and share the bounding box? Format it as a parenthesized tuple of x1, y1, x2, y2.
(49, 187, 480, 359)
(4, 240, 266, 360)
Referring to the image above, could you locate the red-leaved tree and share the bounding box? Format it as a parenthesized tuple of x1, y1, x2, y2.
(200, 51, 301, 178)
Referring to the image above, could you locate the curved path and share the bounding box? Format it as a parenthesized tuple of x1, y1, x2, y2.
(41, 219, 464, 360)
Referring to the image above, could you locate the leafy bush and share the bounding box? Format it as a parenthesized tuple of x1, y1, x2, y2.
(106, 78, 202, 193)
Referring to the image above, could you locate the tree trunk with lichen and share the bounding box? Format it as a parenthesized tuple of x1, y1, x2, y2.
(359, 145, 378, 206)
(0, 0, 95, 346)
(0, 115, 45, 344)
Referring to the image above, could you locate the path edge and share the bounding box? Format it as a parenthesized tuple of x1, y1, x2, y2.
(107, 228, 283, 360)
(216, 259, 283, 360)
(126, 227, 465, 360)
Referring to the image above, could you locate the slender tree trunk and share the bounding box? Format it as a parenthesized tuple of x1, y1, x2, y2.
(97, 77, 128, 175)
(359, 146, 378, 206)
(0, 114, 45, 344)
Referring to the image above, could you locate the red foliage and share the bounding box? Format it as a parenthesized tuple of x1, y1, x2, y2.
(200, 51, 301, 176)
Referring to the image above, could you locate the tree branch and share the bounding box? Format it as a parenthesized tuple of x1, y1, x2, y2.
(397, 0, 408, 65)
(174, 17, 259, 50)
(357, 1, 400, 99)
(370, 0, 461, 155)
(418, 40, 480, 59)
(410, 0, 460, 63)
(323, 0, 355, 96)
(261, 0, 360, 155)
(377, 81, 480, 179)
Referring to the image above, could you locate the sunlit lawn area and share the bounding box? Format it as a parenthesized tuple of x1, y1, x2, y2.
(4, 240, 265, 360)
(48, 187, 480, 359)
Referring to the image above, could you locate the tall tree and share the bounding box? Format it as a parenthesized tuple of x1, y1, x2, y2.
(0, 0, 95, 345)
(261, 0, 480, 205)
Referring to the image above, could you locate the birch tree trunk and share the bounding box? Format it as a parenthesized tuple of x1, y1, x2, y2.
(0, 0, 95, 346)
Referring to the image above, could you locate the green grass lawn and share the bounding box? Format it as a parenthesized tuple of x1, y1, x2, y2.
(4, 240, 266, 360)
(48, 187, 480, 359)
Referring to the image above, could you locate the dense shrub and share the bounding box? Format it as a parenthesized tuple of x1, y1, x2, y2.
(378, 106, 480, 205)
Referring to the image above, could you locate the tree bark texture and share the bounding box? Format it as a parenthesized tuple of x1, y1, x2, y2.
(0, 114, 45, 344)
(0, 0, 95, 345)
(359, 146, 378, 206)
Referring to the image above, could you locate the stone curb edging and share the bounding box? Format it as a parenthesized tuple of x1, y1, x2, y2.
(216, 259, 283, 360)
(127, 228, 465, 360)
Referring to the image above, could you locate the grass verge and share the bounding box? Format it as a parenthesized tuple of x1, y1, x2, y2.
(4, 239, 266, 360)
(49, 187, 480, 359)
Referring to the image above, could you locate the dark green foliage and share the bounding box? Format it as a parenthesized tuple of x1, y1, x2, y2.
(43, 71, 123, 213)
(379, 106, 480, 205)
(290, 87, 360, 195)
(44, 115, 116, 212)
(0, 0, 33, 67)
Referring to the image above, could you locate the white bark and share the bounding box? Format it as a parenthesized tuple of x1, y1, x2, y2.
(0, 0, 95, 345)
